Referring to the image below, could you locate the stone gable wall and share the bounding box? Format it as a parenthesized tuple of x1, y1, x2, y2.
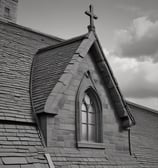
(47, 52, 139, 167)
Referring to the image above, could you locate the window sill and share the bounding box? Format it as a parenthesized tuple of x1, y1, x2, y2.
(77, 141, 105, 149)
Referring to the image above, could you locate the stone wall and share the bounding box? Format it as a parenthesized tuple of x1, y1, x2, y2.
(46, 51, 139, 167)
(0, 0, 18, 22)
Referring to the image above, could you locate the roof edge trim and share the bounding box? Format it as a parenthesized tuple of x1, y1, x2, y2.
(37, 34, 88, 54)
(92, 32, 136, 127)
(126, 100, 158, 115)
(0, 19, 64, 42)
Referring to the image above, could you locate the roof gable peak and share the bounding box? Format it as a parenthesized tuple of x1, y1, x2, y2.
(43, 31, 135, 128)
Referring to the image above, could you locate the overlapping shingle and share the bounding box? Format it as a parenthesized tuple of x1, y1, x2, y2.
(31, 35, 85, 114)
(0, 20, 61, 123)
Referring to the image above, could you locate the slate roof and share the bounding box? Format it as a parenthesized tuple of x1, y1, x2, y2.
(0, 19, 62, 168)
(49, 148, 140, 168)
(1, 17, 158, 168)
(0, 122, 49, 168)
(1, 11, 158, 168)
(127, 100, 158, 115)
(0, 20, 62, 124)
(31, 35, 86, 114)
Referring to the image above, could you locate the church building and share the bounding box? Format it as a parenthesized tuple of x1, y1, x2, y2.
(0, 0, 158, 168)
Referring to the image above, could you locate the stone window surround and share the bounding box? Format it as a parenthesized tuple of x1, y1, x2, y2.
(76, 71, 105, 149)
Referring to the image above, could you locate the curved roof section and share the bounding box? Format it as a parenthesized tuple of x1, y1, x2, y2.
(31, 35, 86, 114)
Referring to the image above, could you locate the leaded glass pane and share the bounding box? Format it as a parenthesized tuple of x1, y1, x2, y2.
(80, 89, 100, 142)
(82, 124, 87, 141)
(84, 94, 90, 105)
(88, 113, 95, 124)
(88, 104, 94, 113)
(81, 103, 86, 111)
(82, 112, 87, 123)
(88, 125, 95, 142)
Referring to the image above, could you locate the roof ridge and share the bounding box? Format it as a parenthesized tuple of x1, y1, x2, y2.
(37, 33, 88, 54)
(126, 100, 158, 114)
(0, 19, 64, 42)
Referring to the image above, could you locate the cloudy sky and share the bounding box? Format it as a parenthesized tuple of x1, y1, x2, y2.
(17, 0, 158, 110)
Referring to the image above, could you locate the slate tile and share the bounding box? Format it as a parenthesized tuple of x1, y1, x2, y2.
(2, 157, 28, 165)
(7, 137, 19, 141)
(0, 165, 20, 168)
(21, 164, 35, 168)
(33, 163, 42, 168)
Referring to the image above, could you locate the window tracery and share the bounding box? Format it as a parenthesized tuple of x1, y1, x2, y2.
(76, 71, 104, 148)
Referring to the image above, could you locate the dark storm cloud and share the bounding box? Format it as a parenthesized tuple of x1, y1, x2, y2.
(114, 17, 158, 62)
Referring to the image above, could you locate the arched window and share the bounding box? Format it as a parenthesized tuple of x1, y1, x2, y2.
(81, 90, 97, 142)
(76, 72, 104, 148)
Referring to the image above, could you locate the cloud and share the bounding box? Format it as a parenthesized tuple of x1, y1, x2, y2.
(114, 17, 158, 62)
(117, 5, 147, 17)
(104, 16, 158, 110)
(116, 3, 158, 19)
(105, 51, 158, 99)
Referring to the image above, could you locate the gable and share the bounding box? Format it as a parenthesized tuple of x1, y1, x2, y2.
(43, 31, 135, 129)
(76, 50, 126, 130)
(35, 39, 138, 167)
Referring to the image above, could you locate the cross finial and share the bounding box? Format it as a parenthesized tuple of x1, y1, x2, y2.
(85, 4, 98, 32)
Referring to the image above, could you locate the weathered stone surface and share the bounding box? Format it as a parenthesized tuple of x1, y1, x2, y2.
(43, 51, 139, 167)
(0, 0, 18, 23)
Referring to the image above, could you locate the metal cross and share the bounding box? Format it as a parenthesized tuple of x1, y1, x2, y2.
(85, 4, 98, 31)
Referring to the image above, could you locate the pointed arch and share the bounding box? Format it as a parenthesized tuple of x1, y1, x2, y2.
(76, 71, 104, 149)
